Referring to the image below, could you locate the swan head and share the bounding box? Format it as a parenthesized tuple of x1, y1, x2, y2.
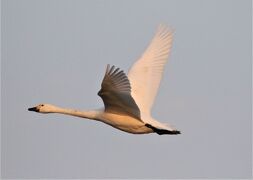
(28, 104, 58, 113)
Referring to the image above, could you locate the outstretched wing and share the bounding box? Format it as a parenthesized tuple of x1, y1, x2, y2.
(128, 25, 173, 116)
(98, 64, 141, 120)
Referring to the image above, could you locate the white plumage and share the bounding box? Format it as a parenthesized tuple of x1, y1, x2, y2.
(28, 25, 180, 135)
(128, 25, 174, 131)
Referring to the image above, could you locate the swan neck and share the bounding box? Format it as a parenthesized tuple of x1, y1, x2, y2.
(55, 107, 99, 120)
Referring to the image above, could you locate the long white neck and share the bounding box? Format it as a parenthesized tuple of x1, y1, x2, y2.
(50, 106, 101, 120)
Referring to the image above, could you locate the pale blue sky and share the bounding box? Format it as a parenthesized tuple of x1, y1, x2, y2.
(1, 0, 252, 179)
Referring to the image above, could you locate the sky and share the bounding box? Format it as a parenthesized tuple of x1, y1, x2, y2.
(1, 0, 252, 179)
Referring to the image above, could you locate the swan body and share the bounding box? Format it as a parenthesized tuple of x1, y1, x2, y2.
(28, 25, 181, 135)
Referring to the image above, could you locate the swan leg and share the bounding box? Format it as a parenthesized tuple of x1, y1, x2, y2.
(145, 124, 181, 135)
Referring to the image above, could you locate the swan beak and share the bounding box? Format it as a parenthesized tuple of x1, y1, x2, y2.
(28, 107, 38, 112)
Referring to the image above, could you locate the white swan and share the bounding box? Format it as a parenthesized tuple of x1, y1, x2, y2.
(28, 25, 180, 135)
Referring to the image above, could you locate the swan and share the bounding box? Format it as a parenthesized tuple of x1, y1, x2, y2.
(28, 25, 181, 135)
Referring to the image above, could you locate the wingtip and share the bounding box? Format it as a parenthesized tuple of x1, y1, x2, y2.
(157, 24, 174, 31)
(106, 64, 110, 74)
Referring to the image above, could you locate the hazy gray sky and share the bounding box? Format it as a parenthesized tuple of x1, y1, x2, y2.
(1, 0, 252, 179)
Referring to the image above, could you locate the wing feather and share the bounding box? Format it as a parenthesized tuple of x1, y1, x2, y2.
(98, 65, 141, 120)
(128, 25, 173, 117)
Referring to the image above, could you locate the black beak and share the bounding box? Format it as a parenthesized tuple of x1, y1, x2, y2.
(28, 107, 38, 112)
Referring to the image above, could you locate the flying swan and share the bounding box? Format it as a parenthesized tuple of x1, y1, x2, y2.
(28, 25, 181, 135)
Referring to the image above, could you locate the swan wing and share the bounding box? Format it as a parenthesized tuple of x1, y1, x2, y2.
(128, 25, 173, 116)
(98, 64, 141, 120)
